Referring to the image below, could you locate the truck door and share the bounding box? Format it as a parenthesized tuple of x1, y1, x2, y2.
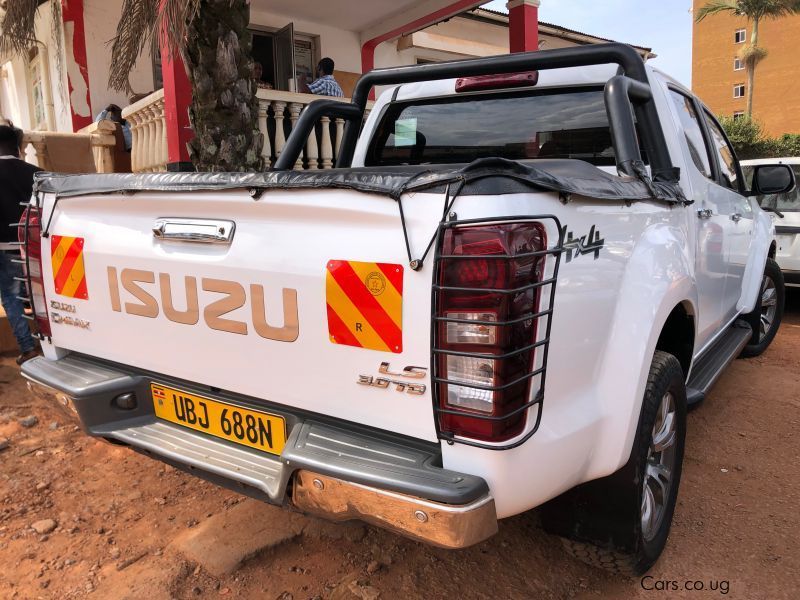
(666, 89, 729, 347)
(701, 110, 753, 324)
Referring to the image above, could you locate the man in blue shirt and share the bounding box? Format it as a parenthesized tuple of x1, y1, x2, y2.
(300, 58, 344, 98)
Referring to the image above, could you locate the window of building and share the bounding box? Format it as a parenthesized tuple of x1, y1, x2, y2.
(27, 46, 51, 131)
(734, 57, 744, 71)
(733, 111, 745, 121)
(704, 110, 740, 191)
(735, 29, 746, 43)
(668, 90, 712, 179)
(250, 24, 319, 92)
(734, 84, 745, 98)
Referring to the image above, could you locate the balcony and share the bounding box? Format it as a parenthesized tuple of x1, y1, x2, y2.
(121, 88, 371, 173)
(21, 121, 118, 173)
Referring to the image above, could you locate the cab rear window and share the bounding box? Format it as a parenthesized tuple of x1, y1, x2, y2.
(365, 88, 642, 167)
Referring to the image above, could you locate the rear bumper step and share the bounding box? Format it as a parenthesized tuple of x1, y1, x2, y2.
(22, 354, 497, 548)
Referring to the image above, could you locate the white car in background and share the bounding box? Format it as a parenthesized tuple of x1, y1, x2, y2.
(742, 158, 800, 287)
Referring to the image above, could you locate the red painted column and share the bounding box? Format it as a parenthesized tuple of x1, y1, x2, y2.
(60, 0, 93, 131)
(159, 3, 194, 171)
(507, 0, 540, 53)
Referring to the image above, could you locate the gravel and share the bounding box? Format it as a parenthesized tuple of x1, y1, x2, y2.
(31, 519, 58, 534)
(19, 415, 39, 428)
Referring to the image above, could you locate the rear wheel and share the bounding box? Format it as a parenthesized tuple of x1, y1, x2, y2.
(740, 258, 784, 358)
(541, 351, 687, 576)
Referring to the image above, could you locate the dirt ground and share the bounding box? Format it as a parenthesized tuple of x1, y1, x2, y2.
(1, 291, 798, 600)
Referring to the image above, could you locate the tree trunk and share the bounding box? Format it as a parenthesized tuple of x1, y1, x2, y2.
(745, 18, 759, 117)
(184, 0, 263, 171)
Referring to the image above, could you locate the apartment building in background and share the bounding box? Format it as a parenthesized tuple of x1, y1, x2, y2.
(693, 0, 800, 136)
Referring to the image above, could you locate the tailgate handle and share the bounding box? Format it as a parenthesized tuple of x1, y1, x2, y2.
(153, 218, 235, 244)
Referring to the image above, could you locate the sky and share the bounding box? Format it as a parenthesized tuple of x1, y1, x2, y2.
(483, 0, 694, 87)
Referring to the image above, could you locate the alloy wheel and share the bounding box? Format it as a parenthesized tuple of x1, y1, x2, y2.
(641, 391, 677, 541)
(758, 275, 778, 342)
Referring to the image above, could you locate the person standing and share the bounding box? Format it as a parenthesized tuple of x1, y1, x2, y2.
(299, 57, 344, 97)
(0, 121, 42, 365)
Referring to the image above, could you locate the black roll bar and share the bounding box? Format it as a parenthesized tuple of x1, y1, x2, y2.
(275, 43, 676, 182)
(273, 101, 362, 171)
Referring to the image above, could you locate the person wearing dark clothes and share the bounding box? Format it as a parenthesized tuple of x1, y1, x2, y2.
(0, 121, 42, 364)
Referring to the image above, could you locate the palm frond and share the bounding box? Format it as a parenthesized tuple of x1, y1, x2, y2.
(697, 0, 800, 21)
(153, 0, 201, 64)
(107, 0, 160, 93)
(0, 0, 42, 55)
(738, 42, 768, 65)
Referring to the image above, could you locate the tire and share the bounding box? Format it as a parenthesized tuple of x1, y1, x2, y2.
(541, 351, 687, 576)
(740, 258, 784, 358)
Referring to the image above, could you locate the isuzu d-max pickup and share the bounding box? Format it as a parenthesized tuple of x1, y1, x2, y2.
(16, 44, 793, 575)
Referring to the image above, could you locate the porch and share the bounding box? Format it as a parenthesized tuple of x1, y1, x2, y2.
(119, 87, 372, 173)
(10, 0, 547, 173)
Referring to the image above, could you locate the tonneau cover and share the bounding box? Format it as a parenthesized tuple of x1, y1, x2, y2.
(33, 157, 686, 204)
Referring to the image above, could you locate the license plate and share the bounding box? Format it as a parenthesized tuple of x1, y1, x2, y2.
(151, 383, 287, 455)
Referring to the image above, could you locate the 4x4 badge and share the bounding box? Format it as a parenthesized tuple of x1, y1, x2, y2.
(561, 224, 605, 262)
(358, 362, 427, 395)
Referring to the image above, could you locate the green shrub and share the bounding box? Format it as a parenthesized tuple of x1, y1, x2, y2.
(718, 115, 800, 159)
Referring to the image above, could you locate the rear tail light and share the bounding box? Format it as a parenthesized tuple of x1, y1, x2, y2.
(434, 222, 549, 443)
(18, 206, 51, 338)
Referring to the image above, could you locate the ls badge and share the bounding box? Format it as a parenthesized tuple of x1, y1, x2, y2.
(358, 362, 426, 395)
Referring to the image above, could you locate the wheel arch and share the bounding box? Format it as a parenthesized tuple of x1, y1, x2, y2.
(654, 301, 695, 379)
(584, 222, 697, 481)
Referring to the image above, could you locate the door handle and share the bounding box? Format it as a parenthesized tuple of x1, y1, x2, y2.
(153, 218, 236, 244)
(731, 213, 743, 223)
(697, 209, 713, 219)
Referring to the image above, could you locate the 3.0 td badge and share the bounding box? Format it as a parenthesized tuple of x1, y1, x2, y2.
(357, 362, 426, 395)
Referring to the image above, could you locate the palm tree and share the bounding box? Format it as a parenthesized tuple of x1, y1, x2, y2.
(696, 0, 800, 118)
(1, 0, 263, 172)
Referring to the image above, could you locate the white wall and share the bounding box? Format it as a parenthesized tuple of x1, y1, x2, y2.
(0, 61, 28, 127)
(0, 0, 155, 133)
(83, 0, 155, 116)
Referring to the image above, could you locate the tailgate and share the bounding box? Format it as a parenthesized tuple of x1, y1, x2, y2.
(39, 187, 443, 441)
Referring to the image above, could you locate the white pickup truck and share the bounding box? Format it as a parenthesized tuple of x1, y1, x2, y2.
(742, 158, 800, 288)
(17, 44, 793, 575)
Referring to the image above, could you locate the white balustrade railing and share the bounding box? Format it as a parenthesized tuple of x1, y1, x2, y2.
(256, 88, 372, 170)
(119, 87, 372, 172)
(122, 88, 167, 173)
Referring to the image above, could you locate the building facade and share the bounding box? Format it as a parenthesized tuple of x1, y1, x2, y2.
(692, 0, 800, 136)
(1, 2, 650, 136)
(0, 0, 650, 174)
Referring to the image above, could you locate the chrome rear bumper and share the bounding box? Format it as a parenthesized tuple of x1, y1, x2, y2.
(22, 354, 498, 548)
(293, 471, 497, 549)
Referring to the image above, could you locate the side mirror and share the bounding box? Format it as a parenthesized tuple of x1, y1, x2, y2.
(749, 164, 796, 196)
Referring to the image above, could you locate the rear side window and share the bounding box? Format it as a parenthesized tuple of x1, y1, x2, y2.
(703, 111, 740, 191)
(668, 90, 712, 179)
(365, 89, 639, 167)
